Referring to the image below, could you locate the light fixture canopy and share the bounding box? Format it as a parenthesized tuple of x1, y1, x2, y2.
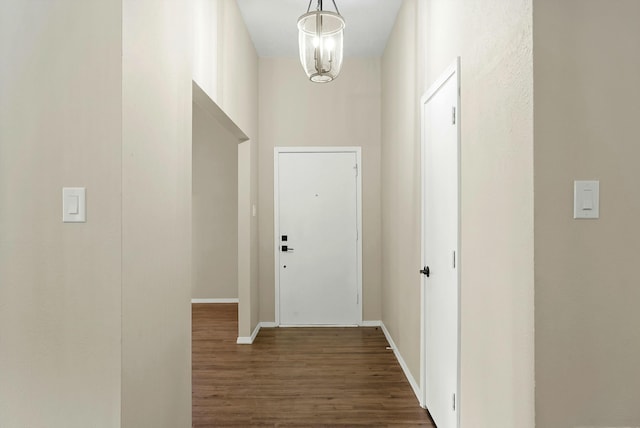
(298, 0, 345, 83)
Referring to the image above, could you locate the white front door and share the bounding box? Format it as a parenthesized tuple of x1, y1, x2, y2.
(275, 149, 361, 326)
(421, 59, 460, 428)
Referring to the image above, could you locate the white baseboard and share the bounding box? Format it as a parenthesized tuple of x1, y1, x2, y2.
(279, 324, 358, 327)
(237, 322, 261, 345)
(236, 337, 252, 345)
(260, 322, 277, 328)
(273, 321, 379, 328)
(191, 298, 239, 304)
(380, 321, 422, 402)
(236, 321, 276, 344)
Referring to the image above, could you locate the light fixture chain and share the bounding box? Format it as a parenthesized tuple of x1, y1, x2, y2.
(331, 0, 340, 15)
(311, 0, 340, 14)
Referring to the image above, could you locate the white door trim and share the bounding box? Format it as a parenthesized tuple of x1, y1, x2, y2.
(274, 146, 363, 326)
(419, 57, 461, 426)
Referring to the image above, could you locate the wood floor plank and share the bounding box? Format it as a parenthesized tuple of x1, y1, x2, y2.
(192, 303, 435, 427)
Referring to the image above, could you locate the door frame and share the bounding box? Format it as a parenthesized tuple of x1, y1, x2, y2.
(273, 146, 363, 326)
(419, 58, 461, 425)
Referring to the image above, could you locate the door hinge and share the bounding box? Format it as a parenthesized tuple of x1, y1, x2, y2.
(453, 250, 456, 268)
(354, 164, 359, 177)
(356, 227, 359, 241)
(453, 393, 456, 411)
(452, 107, 457, 125)
(357, 291, 359, 304)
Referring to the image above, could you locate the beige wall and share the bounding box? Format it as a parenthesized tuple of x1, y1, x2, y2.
(0, 1, 192, 427)
(193, 0, 259, 137)
(218, 0, 260, 337)
(380, 0, 421, 390)
(190, 0, 258, 337)
(193, 0, 219, 103)
(382, 1, 534, 426)
(0, 1, 123, 426)
(218, 1, 258, 141)
(192, 102, 238, 299)
(258, 58, 382, 323)
(534, 1, 640, 426)
(120, 0, 192, 426)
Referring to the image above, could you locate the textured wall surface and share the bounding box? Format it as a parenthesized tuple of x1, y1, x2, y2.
(380, 0, 422, 389)
(193, 0, 219, 103)
(217, 0, 259, 337)
(382, 0, 534, 426)
(534, 1, 640, 426)
(258, 58, 383, 324)
(0, 2, 123, 426)
(0, 0, 256, 425)
(190, 0, 259, 339)
(192, 103, 238, 299)
(120, 0, 192, 426)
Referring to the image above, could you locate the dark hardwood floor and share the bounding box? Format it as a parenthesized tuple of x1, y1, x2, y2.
(192, 303, 435, 427)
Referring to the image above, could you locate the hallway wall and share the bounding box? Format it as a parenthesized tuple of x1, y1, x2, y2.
(218, 0, 260, 337)
(192, 0, 259, 337)
(192, 103, 238, 299)
(0, 1, 193, 427)
(0, 2, 123, 425)
(380, 0, 421, 393)
(120, 0, 193, 426)
(534, 1, 640, 425)
(258, 58, 382, 323)
(381, 0, 534, 426)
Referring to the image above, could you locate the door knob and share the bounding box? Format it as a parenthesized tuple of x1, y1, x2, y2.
(420, 266, 430, 277)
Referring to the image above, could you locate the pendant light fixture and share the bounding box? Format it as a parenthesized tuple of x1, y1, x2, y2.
(297, 0, 345, 83)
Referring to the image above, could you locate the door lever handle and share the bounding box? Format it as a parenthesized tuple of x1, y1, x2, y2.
(420, 266, 430, 277)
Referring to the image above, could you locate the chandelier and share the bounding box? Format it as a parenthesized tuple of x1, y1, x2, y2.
(297, 0, 345, 83)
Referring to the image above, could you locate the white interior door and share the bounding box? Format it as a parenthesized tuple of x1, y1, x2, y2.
(421, 60, 460, 428)
(276, 149, 361, 325)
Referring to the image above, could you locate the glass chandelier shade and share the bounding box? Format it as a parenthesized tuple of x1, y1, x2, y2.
(298, 1, 345, 83)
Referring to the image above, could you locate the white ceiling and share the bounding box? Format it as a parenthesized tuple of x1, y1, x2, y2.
(236, 0, 402, 57)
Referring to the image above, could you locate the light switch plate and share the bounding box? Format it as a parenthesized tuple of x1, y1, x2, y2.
(63, 187, 86, 223)
(574, 180, 599, 219)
